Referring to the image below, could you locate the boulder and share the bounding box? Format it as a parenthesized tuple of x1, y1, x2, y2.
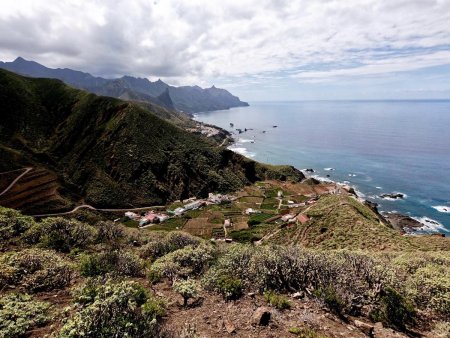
(354, 319, 374, 336)
(292, 291, 305, 299)
(251, 307, 271, 326)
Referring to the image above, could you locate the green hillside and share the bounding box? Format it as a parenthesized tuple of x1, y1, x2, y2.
(0, 69, 303, 211)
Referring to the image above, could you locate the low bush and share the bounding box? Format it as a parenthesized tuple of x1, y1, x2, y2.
(140, 231, 200, 261)
(264, 291, 292, 310)
(0, 206, 36, 240)
(149, 243, 216, 282)
(403, 263, 450, 316)
(0, 249, 73, 292)
(23, 217, 96, 252)
(214, 274, 243, 301)
(0, 293, 50, 338)
(313, 286, 344, 315)
(79, 250, 145, 277)
(288, 325, 327, 338)
(173, 279, 200, 307)
(58, 279, 166, 337)
(370, 287, 416, 331)
(247, 219, 261, 226)
(95, 221, 124, 244)
(203, 245, 393, 317)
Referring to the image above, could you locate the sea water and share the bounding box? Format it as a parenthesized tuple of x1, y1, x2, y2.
(195, 100, 450, 234)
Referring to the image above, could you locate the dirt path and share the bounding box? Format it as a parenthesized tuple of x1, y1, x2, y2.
(217, 136, 229, 148)
(0, 167, 33, 197)
(31, 204, 166, 218)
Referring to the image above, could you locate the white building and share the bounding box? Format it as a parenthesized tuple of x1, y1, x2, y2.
(184, 200, 203, 210)
(245, 208, 261, 215)
(125, 211, 139, 219)
(173, 207, 186, 216)
(281, 214, 295, 222)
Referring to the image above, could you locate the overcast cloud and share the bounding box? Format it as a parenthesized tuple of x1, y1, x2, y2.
(1, 0, 450, 100)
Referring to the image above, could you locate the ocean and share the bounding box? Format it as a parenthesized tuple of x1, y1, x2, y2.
(194, 100, 450, 235)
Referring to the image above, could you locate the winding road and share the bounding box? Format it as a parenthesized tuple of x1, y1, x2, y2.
(0, 167, 165, 218)
(0, 167, 33, 197)
(31, 204, 166, 218)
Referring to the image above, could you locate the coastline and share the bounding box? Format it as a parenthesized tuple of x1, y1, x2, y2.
(193, 112, 448, 236)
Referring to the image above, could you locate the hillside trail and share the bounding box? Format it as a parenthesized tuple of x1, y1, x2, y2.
(0, 167, 33, 197)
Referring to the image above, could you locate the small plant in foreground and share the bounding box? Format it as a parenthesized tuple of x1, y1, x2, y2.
(173, 279, 200, 307)
(370, 287, 416, 331)
(0, 293, 50, 338)
(264, 291, 292, 310)
(215, 274, 243, 301)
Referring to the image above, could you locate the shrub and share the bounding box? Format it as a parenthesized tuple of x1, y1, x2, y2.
(247, 219, 261, 226)
(95, 221, 124, 244)
(58, 279, 166, 337)
(23, 217, 96, 252)
(214, 274, 243, 301)
(404, 264, 450, 316)
(288, 325, 327, 338)
(203, 244, 391, 317)
(79, 250, 145, 277)
(370, 287, 415, 331)
(140, 231, 200, 261)
(149, 243, 216, 282)
(264, 291, 292, 310)
(0, 206, 36, 240)
(173, 279, 200, 307)
(0, 293, 50, 338)
(0, 249, 73, 292)
(313, 286, 344, 315)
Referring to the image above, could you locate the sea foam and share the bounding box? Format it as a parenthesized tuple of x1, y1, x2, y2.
(228, 146, 255, 158)
(412, 217, 446, 232)
(432, 205, 450, 213)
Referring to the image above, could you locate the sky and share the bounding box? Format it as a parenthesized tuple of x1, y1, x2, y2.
(1, 0, 450, 101)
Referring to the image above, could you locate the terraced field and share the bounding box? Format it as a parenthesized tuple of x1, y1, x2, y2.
(0, 168, 73, 214)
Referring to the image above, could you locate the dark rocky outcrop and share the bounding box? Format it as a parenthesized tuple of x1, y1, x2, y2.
(380, 193, 405, 200)
(383, 213, 422, 232)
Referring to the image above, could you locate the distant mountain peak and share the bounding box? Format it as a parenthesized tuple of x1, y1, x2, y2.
(0, 57, 249, 113)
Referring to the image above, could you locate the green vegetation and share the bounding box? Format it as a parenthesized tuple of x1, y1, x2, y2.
(58, 279, 166, 337)
(0, 249, 73, 292)
(173, 279, 200, 307)
(139, 231, 200, 261)
(210, 274, 243, 301)
(230, 223, 274, 243)
(260, 197, 278, 210)
(0, 293, 50, 338)
(80, 251, 145, 277)
(23, 217, 96, 252)
(0, 206, 36, 240)
(264, 291, 292, 309)
(0, 69, 303, 212)
(0, 183, 448, 337)
(248, 213, 274, 224)
(288, 326, 328, 338)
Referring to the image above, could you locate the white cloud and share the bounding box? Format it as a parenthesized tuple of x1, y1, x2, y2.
(0, 0, 449, 86)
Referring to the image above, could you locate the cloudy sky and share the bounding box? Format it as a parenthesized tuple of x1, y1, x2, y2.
(1, 0, 450, 100)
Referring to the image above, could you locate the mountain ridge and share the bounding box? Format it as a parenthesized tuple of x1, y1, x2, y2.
(0, 69, 300, 214)
(0, 57, 249, 113)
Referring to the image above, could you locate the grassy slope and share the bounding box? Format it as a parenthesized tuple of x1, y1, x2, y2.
(271, 194, 450, 252)
(0, 69, 304, 210)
